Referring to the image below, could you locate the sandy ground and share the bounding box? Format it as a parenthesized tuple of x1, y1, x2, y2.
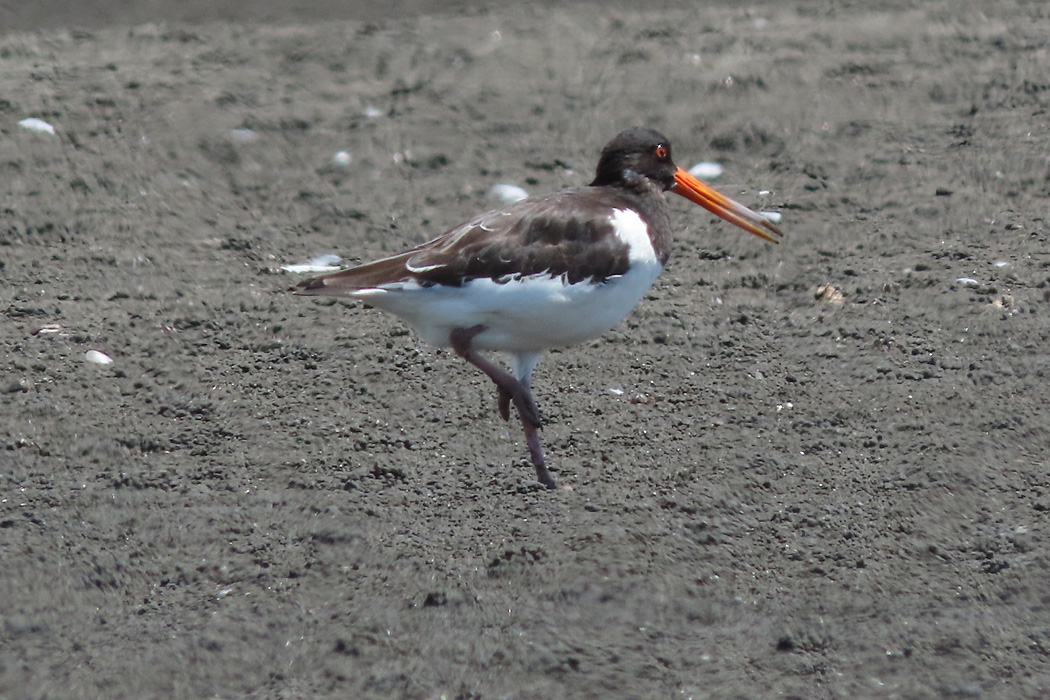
(2, 1, 1049, 698)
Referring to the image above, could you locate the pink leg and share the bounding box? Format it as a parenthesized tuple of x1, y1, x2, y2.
(449, 325, 555, 489)
(516, 375, 556, 489)
(449, 326, 540, 427)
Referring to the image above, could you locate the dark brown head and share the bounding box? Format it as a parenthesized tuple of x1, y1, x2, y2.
(591, 127, 783, 244)
(590, 127, 677, 190)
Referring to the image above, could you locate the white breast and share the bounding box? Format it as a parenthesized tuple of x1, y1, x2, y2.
(610, 207, 659, 264)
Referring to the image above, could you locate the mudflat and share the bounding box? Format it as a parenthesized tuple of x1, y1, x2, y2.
(2, 2, 1048, 698)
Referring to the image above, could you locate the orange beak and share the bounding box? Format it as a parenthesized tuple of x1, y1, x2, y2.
(672, 167, 782, 244)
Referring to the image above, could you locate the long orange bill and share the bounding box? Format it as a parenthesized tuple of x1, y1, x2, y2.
(672, 167, 782, 244)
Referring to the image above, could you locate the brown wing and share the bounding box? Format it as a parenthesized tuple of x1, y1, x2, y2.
(295, 188, 637, 295)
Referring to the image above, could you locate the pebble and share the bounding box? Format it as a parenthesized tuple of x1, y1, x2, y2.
(332, 151, 352, 166)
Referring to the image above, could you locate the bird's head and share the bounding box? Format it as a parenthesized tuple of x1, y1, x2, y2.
(591, 127, 782, 244)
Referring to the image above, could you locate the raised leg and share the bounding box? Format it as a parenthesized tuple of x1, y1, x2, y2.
(449, 325, 555, 489)
(449, 326, 541, 427)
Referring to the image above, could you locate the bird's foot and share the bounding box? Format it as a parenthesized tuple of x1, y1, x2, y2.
(535, 464, 557, 490)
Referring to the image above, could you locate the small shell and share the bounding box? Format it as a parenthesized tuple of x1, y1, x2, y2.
(688, 161, 723, 179)
(488, 183, 528, 203)
(761, 211, 782, 224)
(230, 128, 258, 143)
(816, 284, 845, 305)
(332, 151, 352, 166)
(85, 350, 114, 365)
(281, 254, 342, 274)
(19, 118, 56, 135)
(309, 254, 341, 268)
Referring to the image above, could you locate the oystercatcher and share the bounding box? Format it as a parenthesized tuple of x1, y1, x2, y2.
(294, 127, 781, 489)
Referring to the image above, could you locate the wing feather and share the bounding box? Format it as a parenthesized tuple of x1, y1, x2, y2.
(295, 188, 637, 296)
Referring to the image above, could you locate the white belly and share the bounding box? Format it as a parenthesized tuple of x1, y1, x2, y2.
(354, 257, 663, 351)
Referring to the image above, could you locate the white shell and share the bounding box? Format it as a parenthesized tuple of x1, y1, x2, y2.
(281, 254, 342, 274)
(230, 128, 259, 143)
(688, 161, 723, 179)
(332, 151, 352, 166)
(19, 118, 56, 135)
(85, 350, 114, 365)
(488, 184, 528, 203)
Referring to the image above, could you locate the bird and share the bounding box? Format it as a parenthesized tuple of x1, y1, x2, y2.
(293, 127, 781, 489)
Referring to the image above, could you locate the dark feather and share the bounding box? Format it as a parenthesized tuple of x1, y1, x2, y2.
(294, 186, 664, 295)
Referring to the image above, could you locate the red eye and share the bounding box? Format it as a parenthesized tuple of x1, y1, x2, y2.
(654, 144, 669, 159)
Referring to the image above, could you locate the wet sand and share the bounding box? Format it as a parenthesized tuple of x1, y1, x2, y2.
(2, 2, 1049, 697)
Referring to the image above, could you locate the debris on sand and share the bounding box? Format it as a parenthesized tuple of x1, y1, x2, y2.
(85, 350, 114, 365)
(281, 254, 342, 274)
(488, 183, 528, 203)
(19, 117, 56, 135)
(816, 284, 845, 305)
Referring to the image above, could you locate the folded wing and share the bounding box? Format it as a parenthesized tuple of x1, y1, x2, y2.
(295, 189, 637, 295)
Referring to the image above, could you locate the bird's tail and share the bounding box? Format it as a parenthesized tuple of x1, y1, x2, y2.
(292, 251, 415, 296)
